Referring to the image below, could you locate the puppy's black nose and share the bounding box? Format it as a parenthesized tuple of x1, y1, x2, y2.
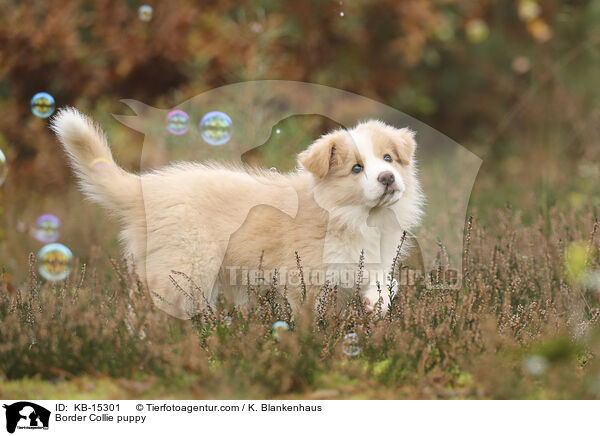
(378, 171, 395, 186)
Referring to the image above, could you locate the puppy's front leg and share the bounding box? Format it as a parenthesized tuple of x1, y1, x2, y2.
(362, 273, 397, 313)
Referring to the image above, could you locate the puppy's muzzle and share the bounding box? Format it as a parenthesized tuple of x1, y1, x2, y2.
(378, 171, 398, 196)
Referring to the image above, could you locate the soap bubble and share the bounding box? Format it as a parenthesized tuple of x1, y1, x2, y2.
(33, 214, 61, 243)
(275, 129, 281, 134)
(271, 320, 290, 339)
(269, 167, 277, 172)
(200, 111, 233, 146)
(166, 110, 189, 135)
(522, 355, 548, 376)
(138, 5, 153, 22)
(30, 92, 55, 118)
(90, 158, 113, 180)
(0, 148, 7, 186)
(340, 11, 344, 17)
(37, 243, 73, 281)
(342, 333, 361, 356)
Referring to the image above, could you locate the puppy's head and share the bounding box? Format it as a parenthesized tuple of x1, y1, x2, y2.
(298, 120, 418, 210)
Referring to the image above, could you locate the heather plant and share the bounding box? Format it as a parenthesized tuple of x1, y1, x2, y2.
(1, 205, 600, 399)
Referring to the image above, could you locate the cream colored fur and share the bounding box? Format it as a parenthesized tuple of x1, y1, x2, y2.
(51, 108, 424, 319)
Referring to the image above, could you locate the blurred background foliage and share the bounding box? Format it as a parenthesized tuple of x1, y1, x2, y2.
(0, 0, 599, 254)
(0, 0, 599, 199)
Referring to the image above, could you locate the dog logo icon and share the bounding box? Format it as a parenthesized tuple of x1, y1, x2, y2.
(2, 402, 50, 434)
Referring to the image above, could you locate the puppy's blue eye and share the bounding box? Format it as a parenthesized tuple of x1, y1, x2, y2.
(383, 154, 393, 162)
(351, 164, 363, 174)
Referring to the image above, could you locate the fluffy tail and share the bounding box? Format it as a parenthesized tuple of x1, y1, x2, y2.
(50, 107, 141, 218)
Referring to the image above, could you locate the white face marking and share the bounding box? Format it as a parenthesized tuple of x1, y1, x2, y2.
(348, 129, 405, 206)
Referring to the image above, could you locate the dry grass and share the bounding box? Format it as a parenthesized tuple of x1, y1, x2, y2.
(2, 201, 600, 399)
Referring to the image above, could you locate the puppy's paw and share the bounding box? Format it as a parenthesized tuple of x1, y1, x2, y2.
(364, 297, 376, 313)
(363, 287, 390, 314)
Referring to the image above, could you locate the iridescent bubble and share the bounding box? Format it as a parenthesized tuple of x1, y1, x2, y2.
(138, 5, 153, 22)
(90, 158, 113, 180)
(166, 110, 189, 135)
(269, 167, 277, 172)
(33, 214, 61, 243)
(30, 92, 55, 118)
(37, 243, 73, 281)
(0, 148, 7, 186)
(200, 111, 233, 146)
(271, 320, 290, 339)
(342, 333, 361, 357)
(275, 129, 281, 134)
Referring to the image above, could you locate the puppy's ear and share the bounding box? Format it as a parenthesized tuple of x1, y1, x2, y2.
(298, 131, 346, 178)
(390, 127, 416, 165)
